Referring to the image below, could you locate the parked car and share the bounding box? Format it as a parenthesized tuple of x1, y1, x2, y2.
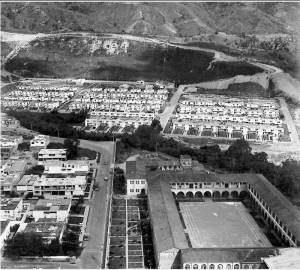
(104, 177, 108, 181)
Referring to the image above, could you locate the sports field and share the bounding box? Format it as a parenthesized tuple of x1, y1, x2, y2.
(179, 201, 272, 248)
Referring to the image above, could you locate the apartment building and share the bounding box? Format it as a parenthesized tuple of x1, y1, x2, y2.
(33, 174, 86, 197)
(38, 149, 67, 164)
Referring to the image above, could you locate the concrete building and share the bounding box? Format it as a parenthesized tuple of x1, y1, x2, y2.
(33, 174, 86, 197)
(32, 198, 71, 222)
(16, 175, 40, 195)
(180, 155, 192, 168)
(44, 160, 90, 175)
(0, 135, 23, 150)
(0, 175, 19, 195)
(38, 149, 67, 164)
(0, 198, 23, 221)
(30, 135, 50, 150)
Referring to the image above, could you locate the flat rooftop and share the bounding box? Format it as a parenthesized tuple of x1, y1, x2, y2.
(180, 201, 272, 248)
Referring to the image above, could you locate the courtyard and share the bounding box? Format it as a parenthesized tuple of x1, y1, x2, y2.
(179, 201, 272, 248)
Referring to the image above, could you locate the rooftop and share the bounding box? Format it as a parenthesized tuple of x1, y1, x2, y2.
(18, 175, 40, 186)
(38, 175, 86, 186)
(22, 221, 64, 238)
(147, 172, 189, 253)
(39, 149, 66, 154)
(1, 220, 9, 235)
(263, 248, 300, 269)
(34, 198, 71, 211)
(126, 161, 146, 180)
(4, 160, 27, 173)
(0, 198, 22, 211)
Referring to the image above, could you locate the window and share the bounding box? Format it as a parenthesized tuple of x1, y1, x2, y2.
(136, 181, 139, 184)
(243, 266, 249, 269)
(234, 265, 240, 269)
(185, 264, 191, 269)
(251, 265, 257, 269)
(136, 189, 139, 192)
(209, 265, 215, 269)
(193, 264, 199, 269)
(218, 265, 223, 269)
(201, 265, 207, 269)
(141, 181, 145, 184)
(130, 189, 134, 193)
(130, 181, 134, 184)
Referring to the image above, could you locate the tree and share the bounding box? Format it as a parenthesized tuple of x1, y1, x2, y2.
(45, 237, 61, 256)
(62, 231, 81, 257)
(17, 142, 30, 151)
(4, 232, 45, 258)
(64, 137, 80, 159)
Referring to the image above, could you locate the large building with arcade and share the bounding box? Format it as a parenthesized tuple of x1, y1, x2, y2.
(125, 160, 300, 269)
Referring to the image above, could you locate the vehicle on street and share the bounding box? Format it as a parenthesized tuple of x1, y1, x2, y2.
(104, 177, 108, 181)
(104, 161, 108, 165)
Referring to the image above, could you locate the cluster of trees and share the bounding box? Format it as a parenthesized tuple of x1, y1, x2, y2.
(117, 123, 300, 202)
(6, 110, 113, 141)
(4, 230, 82, 259)
(113, 168, 126, 195)
(4, 233, 61, 258)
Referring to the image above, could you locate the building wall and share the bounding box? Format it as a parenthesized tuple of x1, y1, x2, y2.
(127, 178, 147, 195)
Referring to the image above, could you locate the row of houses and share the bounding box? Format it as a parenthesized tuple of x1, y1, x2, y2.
(171, 120, 283, 141)
(174, 113, 282, 126)
(179, 96, 278, 110)
(69, 84, 168, 113)
(177, 106, 279, 118)
(1, 83, 79, 110)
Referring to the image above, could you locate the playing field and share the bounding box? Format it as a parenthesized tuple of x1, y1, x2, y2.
(180, 201, 272, 248)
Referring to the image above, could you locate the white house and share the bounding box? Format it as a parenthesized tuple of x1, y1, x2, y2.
(126, 161, 147, 196)
(32, 198, 71, 222)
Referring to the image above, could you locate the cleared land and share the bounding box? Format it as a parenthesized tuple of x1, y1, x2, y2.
(180, 201, 272, 248)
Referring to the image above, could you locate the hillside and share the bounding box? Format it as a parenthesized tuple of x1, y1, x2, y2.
(4, 35, 263, 83)
(1, 2, 300, 36)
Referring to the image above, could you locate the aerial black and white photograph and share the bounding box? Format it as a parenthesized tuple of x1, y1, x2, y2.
(1, 1, 300, 269)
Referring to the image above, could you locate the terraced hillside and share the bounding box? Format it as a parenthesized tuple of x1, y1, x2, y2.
(4, 35, 263, 83)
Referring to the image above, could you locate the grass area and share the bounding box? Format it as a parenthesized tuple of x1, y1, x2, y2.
(5, 35, 263, 84)
(181, 137, 233, 146)
(112, 211, 126, 219)
(1, 83, 17, 95)
(197, 82, 268, 98)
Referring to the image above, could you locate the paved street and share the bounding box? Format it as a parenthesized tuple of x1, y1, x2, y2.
(277, 98, 300, 144)
(159, 84, 186, 130)
(50, 138, 115, 269)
